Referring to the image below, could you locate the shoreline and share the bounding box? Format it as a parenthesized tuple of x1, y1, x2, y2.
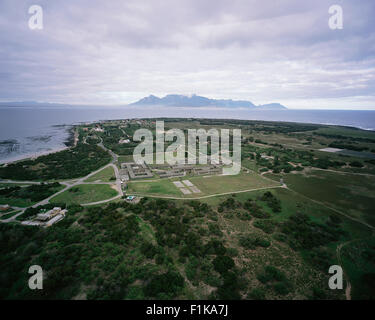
(0, 145, 70, 165)
(0, 125, 76, 166)
(1, 115, 375, 166)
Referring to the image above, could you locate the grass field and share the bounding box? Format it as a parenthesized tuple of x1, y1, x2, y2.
(85, 166, 115, 182)
(127, 170, 279, 198)
(51, 184, 118, 205)
(265, 170, 375, 226)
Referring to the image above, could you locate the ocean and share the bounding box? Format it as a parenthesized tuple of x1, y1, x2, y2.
(1, 105, 375, 163)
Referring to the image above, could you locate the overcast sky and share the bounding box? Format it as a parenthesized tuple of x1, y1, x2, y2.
(0, 0, 374, 109)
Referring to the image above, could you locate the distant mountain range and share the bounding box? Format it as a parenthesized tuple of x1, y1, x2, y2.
(0, 95, 288, 110)
(0, 101, 65, 107)
(130, 94, 287, 110)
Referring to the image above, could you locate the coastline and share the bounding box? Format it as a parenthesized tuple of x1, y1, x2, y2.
(0, 145, 70, 165)
(1, 112, 375, 166)
(0, 125, 76, 166)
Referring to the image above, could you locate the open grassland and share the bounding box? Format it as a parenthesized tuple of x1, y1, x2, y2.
(85, 166, 115, 182)
(127, 170, 279, 198)
(200, 187, 372, 239)
(315, 126, 375, 140)
(51, 184, 118, 205)
(265, 170, 375, 226)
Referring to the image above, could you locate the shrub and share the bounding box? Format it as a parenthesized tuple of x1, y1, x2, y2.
(239, 234, 271, 250)
(213, 255, 235, 275)
(253, 220, 276, 234)
(144, 271, 184, 298)
(247, 288, 266, 300)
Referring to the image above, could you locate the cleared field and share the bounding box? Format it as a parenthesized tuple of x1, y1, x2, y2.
(127, 179, 182, 197)
(51, 184, 118, 205)
(127, 170, 279, 198)
(85, 166, 115, 182)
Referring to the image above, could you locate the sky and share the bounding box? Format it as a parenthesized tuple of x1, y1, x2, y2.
(0, 0, 374, 109)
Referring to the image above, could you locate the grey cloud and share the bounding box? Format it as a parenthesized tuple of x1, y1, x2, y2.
(0, 0, 374, 108)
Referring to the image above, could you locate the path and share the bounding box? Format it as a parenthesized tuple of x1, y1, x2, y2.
(81, 194, 122, 206)
(0, 179, 42, 185)
(1, 163, 122, 223)
(131, 185, 283, 200)
(336, 241, 353, 300)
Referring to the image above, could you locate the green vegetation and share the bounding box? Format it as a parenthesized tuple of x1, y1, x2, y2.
(95, 124, 140, 155)
(0, 183, 63, 207)
(128, 171, 278, 198)
(1, 118, 375, 300)
(0, 210, 21, 220)
(267, 170, 375, 225)
(85, 166, 115, 182)
(340, 237, 375, 300)
(51, 184, 118, 205)
(0, 144, 111, 181)
(128, 179, 182, 197)
(239, 234, 271, 249)
(257, 266, 293, 296)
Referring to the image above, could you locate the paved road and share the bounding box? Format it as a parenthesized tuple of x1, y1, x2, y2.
(97, 139, 123, 197)
(0, 180, 42, 185)
(0, 207, 26, 223)
(31, 162, 122, 207)
(33, 138, 124, 209)
(0, 134, 125, 224)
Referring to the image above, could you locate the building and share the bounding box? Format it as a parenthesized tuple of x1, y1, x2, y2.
(119, 169, 130, 182)
(45, 214, 66, 227)
(0, 204, 11, 212)
(35, 207, 63, 221)
(34, 207, 67, 227)
(119, 138, 131, 144)
(120, 162, 153, 179)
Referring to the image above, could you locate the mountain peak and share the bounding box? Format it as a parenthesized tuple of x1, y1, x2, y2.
(129, 94, 287, 109)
